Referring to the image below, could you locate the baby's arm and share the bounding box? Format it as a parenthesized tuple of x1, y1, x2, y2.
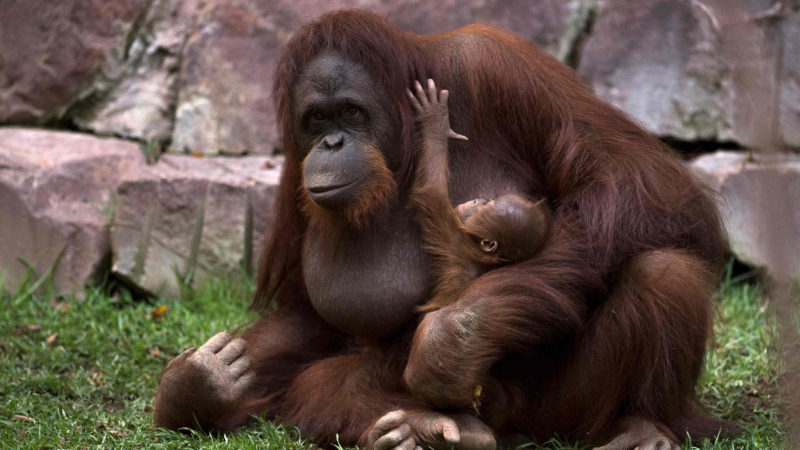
(408, 79, 480, 308)
(407, 78, 468, 209)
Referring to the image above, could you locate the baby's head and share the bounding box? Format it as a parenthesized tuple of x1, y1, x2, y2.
(457, 193, 551, 263)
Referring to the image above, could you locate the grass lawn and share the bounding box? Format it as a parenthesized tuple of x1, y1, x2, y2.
(0, 275, 786, 449)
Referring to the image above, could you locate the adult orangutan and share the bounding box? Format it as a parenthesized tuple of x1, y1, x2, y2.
(154, 9, 732, 450)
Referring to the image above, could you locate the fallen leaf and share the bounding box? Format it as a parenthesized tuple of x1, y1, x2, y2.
(191, 152, 204, 158)
(50, 299, 70, 312)
(262, 160, 276, 169)
(12, 415, 35, 423)
(148, 347, 161, 357)
(46, 333, 58, 346)
(13, 325, 42, 335)
(89, 371, 106, 387)
(150, 304, 168, 321)
(93, 423, 122, 436)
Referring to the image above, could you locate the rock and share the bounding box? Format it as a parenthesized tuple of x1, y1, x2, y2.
(0, 127, 281, 298)
(110, 154, 282, 298)
(168, 0, 286, 155)
(578, 0, 795, 149)
(0, 0, 200, 144)
(69, 0, 200, 144)
(0, 0, 149, 123)
(780, 11, 800, 148)
(383, 0, 581, 60)
(0, 128, 147, 296)
(690, 151, 800, 280)
(2, 0, 585, 155)
(168, 0, 582, 155)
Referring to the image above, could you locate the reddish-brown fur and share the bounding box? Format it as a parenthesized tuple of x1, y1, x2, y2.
(156, 9, 733, 447)
(301, 144, 397, 229)
(408, 85, 552, 312)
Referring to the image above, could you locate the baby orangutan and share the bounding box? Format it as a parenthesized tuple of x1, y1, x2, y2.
(407, 79, 551, 311)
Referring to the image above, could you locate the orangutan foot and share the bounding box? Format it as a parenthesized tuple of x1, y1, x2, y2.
(594, 416, 679, 450)
(368, 409, 496, 450)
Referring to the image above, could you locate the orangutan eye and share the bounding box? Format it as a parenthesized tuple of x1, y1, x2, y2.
(343, 105, 361, 118)
(312, 110, 326, 121)
(480, 239, 498, 253)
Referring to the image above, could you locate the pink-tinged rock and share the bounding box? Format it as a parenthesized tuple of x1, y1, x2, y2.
(0, 0, 203, 144)
(168, 0, 285, 155)
(1, 1, 584, 155)
(0, 0, 148, 122)
(780, 11, 800, 148)
(0, 127, 282, 298)
(0, 128, 147, 295)
(110, 154, 282, 299)
(690, 151, 800, 280)
(383, 0, 580, 59)
(168, 0, 583, 155)
(70, 0, 201, 143)
(578, 0, 797, 149)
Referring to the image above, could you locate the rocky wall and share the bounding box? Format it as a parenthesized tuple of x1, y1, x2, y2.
(1, 0, 798, 296)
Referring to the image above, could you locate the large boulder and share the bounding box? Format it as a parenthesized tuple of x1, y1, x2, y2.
(780, 11, 800, 148)
(3, 0, 798, 153)
(578, 0, 797, 150)
(1, 0, 585, 156)
(0, 0, 150, 123)
(109, 154, 281, 298)
(169, 0, 586, 155)
(690, 151, 800, 280)
(68, 0, 200, 144)
(167, 0, 287, 155)
(0, 0, 203, 145)
(0, 128, 146, 295)
(378, 0, 586, 62)
(0, 127, 282, 298)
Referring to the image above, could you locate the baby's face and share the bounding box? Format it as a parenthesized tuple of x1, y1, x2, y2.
(456, 198, 495, 221)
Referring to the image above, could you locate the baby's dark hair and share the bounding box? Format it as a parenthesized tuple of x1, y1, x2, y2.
(462, 194, 551, 263)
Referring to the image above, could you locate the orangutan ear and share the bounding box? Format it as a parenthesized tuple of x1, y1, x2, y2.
(480, 239, 498, 254)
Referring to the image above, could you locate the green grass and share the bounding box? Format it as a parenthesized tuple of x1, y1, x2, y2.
(0, 277, 786, 449)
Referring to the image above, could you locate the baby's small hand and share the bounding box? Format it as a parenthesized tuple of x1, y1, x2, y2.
(407, 78, 468, 142)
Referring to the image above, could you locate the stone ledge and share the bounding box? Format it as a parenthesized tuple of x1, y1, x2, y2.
(0, 127, 282, 298)
(690, 150, 800, 280)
